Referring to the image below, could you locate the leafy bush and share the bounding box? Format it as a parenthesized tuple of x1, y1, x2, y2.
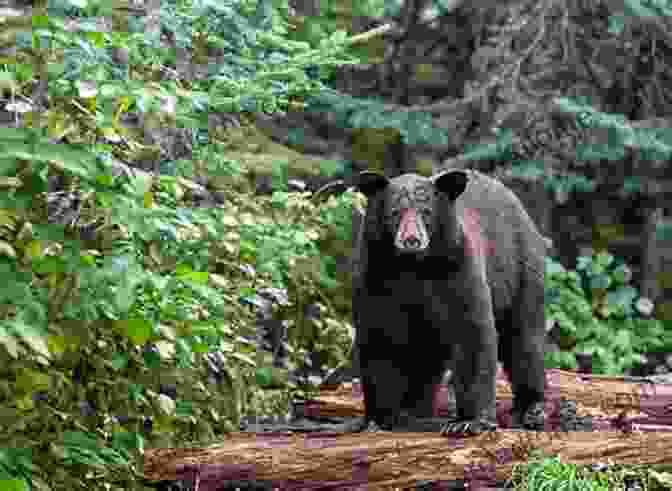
(0, 0, 363, 486)
(545, 251, 671, 374)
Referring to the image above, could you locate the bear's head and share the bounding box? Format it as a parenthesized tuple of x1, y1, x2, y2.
(356, 170, 470, 260)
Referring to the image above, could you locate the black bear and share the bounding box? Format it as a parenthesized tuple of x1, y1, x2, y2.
(351, 169, 547, 435)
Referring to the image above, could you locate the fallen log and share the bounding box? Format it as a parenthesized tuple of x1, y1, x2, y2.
(310, 368, 672, 429)
(143, 369, 672, 489)
(143, 430, 672, 489)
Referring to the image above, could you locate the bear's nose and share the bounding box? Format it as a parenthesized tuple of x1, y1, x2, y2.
(403, 236, 422, 249)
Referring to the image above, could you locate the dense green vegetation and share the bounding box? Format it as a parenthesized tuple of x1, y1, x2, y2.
(546, 252, 669, 375)
(0, 0, 670, 488)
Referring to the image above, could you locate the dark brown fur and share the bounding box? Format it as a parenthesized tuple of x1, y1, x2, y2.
(352, 169, 546, 433)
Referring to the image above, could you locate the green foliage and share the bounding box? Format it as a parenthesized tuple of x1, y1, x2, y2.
(48, 0, 116, 18)
(511, 454, 608, 490)
(0, 448, 36, 491)
(173, 144, 244, 182)
(289, 191, 360, 369)
(557, 97, 672, 163)
(240, 203, 319, 286)
(462, 129, 601, 201)
(58, 431, 132, 468)
(0, 0, 363, 488)
(0, 144, 360, 489)
(307, 88, 451, 146)
(657, 220, 672, 242)
(32, 0, 362, 140)
(507, 452, 668, 491)
(608, 0, 672, 34)
(171, 0, 361, 114)
(473, 96, 671, 207)
(1, 0, 670, 488)
(545, 252, 670, 374)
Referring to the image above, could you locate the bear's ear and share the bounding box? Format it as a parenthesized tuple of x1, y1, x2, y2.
(434, 170, 469, 201)
(356, 171, 389, 197)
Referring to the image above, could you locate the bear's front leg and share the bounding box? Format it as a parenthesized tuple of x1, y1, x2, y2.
(440, 328, 498, 436)
(360, 355, 409, 430)
(439, 283, 499, 436)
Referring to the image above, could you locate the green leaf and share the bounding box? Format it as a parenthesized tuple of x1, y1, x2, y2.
(608, 14, 625, 34)
(545, 259, 566, 275)
(178, 270, 209, 285)
(576, 256, 591, 271)
(15, 367, 51, 393)
(143, 346, 161, 368)
(657, 221, 672, 241)
(606, 286, 637, 309)
(611, 264, 631, 285)
(612, 329, 632, 351)
(0, 479, 29, 491)
(255, 365, 288, 388)
(589, 274, 611, 290)
(110, 352, 129, 371)
(116, 319, 153, 346)
(330, 30, 348, 43)
(595, 252, 614, 267)
(64, 0, 88, 8)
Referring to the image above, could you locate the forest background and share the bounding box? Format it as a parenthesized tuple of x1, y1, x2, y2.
(0, 0, 671, 488)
